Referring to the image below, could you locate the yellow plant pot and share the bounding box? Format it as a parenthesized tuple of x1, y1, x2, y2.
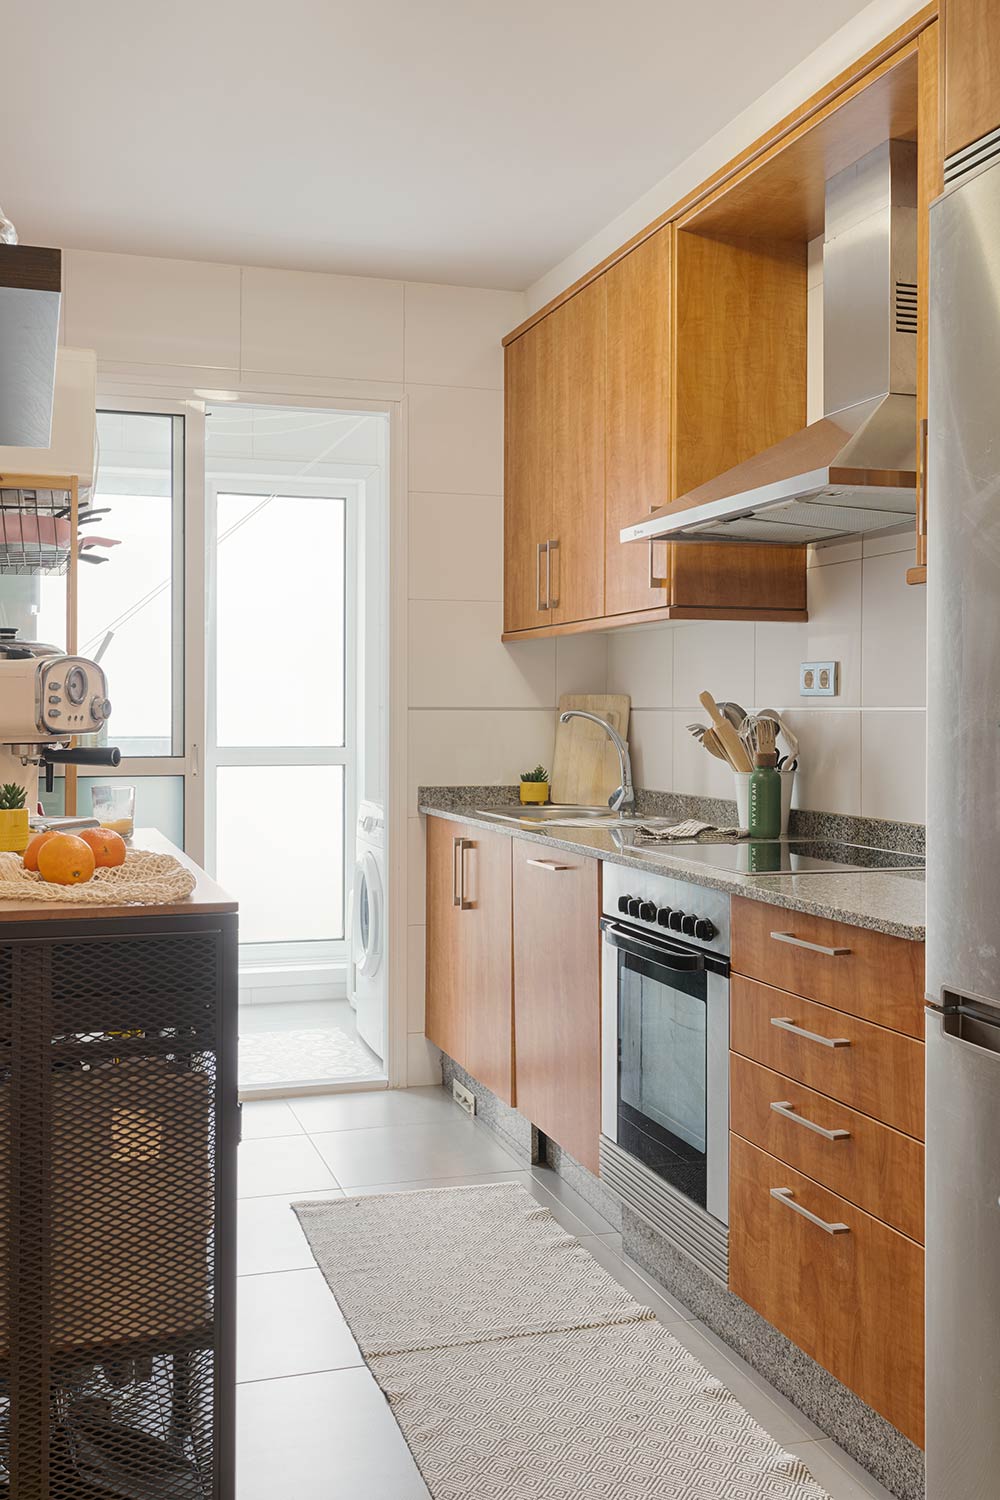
(520, 781, 549, 805)
(0, 808, 30, 854)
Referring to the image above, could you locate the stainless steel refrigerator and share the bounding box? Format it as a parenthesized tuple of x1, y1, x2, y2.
(926, 150, 1000, 1498)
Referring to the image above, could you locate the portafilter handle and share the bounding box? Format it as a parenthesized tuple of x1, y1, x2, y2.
(40, 745, 121, 794)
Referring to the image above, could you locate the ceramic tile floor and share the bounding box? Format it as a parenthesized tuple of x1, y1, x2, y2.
(236, 1084, 897, 1500)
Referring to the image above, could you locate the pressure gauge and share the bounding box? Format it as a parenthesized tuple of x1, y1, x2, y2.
(65, 665, 87, 706)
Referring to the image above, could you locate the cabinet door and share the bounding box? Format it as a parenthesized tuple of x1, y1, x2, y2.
(504, 321, 553, 633)
(513, 842, 601, 1171)
(461, 830, 513, 1105)
(549, 280, 606, 625)
(944, 0, 1000, 158)
(425, 816, 467, 1064)
(605, 228, 671, 616)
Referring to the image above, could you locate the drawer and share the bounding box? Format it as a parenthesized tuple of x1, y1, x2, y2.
(730, 975, 924, 1139)
(730, 1053, 924, 1241)
(731, 897, 925, 1037)
(730, 1135, 924, 1446)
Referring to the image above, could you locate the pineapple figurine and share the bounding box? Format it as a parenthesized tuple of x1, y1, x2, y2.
(0, 783, 30, 854)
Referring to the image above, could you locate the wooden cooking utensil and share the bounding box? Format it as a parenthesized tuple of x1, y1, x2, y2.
(699, 691, 753, 772)
(702, 728, 730, 762)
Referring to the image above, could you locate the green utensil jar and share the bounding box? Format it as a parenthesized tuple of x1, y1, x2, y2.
(747, 750, 781, 839)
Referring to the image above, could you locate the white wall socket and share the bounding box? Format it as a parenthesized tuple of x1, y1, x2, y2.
(452, 1080, 476, 1117)
(800, 660, 839, 696)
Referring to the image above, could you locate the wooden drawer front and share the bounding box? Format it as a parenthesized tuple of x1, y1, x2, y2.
(730, 1054, 924, 1242)
(731, 897, 925, 1037)
(730, 975, 924, 1139)
(730, 1135, 924, 1446)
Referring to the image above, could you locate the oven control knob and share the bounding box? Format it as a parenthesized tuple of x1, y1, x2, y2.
(656, 906, 673, 927)
(638, 900, 657, 922)
(681, 913, 697, 936)
(694, 917, 717, 942)
(668, 909, 684, 931)
(627, 898, 642, 918)
(618, 895, 632, 914)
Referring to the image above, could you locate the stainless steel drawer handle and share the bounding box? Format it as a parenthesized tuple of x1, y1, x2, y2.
(770, 930, 852, 957)
(771, 1016, 851, 1048)
(770, 1186, 850, 1234)
(526, 858, 572, 872)
(770, 1100, 851, 1141)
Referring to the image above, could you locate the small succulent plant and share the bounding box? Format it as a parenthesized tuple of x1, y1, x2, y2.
(0, 783, 26, 810)
(519, 764, 549, 784)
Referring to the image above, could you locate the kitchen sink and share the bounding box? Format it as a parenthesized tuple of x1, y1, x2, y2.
(475, 805, 652, 828)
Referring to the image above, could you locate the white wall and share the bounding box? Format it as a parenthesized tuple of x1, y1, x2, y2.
(58, 246, 532, 1083)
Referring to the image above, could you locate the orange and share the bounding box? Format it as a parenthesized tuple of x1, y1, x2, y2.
(37, 833, 95, 886)
(23, 829, 60, 871)
(79, 827, 127, 868)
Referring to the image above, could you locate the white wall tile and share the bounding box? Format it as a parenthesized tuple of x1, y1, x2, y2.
(407, 817, 426, 924)
(408, 710, 556, 803)
(629, 711, 673, 792)
(404, 283, 523, 389)
(406, 924, 426, 1032)
(65, 249, 241, 370)
(241, 267, 404, 381)
(861, 550, 927, 707)
(671, 621, 756, 711)
(671, 711, 737, 801)
(607, 625, 673, 708)
(554, 635, 609, 698)
(777, 708, 862, 816)
(408, 493, 502, 602)
(408, 601, 554, 709)
(807, 537, 863, 567)
(407, 384, 503, 494)
(755, 560, 862, 710)
(861, 711, 926, 823)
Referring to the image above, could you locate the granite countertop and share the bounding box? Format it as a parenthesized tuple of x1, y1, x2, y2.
(418, 792, 926, 942)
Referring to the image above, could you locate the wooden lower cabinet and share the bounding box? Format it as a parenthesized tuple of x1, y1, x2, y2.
(512, 841, 601, 1173)
(730, 1135, 924, 1446)
(425, 817, 513, 1104)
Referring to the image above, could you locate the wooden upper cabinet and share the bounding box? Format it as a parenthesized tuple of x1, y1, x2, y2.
(944, 0, 1000, 158)
(549, 280, 607, 625)
(504, 319, 553, 634)
(605, 226, 671, 616)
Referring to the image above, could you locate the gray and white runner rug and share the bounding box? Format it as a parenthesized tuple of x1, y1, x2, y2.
(294, 1182, 830, 1500)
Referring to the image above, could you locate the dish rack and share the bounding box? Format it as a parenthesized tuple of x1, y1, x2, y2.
(0, 484, 75, 576)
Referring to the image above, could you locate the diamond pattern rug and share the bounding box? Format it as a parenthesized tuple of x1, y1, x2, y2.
(294, 1182, 830, 1500)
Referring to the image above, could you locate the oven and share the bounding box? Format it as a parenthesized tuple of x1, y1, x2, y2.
(600, 864, 731, 1282)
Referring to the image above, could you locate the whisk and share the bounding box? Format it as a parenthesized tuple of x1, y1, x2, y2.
(739, 713, 779, 759)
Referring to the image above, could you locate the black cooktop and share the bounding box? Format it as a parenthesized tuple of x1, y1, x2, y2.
(630, 837, 924, 876)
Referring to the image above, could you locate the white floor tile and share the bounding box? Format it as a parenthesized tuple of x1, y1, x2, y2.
(239, 1099, 304, 1140)
(237, 1187, 343, 1275)
(346, 1169, 534, 1197)
(237, 1368, 429, 1500)
(529, 1164, 616, 1235)
(289, 1084, 465, 1134)
(237, 1268, 362, 1383)
(237, 1135, 339, 1199)
(309, 1118, 520, 1188)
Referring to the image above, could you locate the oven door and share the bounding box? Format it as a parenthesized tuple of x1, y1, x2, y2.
(601, 918, 730, 1224)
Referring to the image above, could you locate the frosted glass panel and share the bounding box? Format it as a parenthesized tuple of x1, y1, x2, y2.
(216, 493, 345, 747)
(216, 765, 344, 942)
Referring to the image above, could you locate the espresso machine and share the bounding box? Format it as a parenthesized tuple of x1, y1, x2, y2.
(0, 626, 120, 817)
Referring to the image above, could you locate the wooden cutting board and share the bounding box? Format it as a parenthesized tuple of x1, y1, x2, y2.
(550, 694, 631, 807)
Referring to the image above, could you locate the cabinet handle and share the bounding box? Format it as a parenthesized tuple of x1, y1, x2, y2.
(547, 538, 559, 608)
(453, 837, 473, 910)
(771, 1017, 851, 1048)
(770, 930, 851, 957)
(770, 1100, 851, 1141)
(916, 415, 929, 543)
(536, 542, 550, 611)
(526, 858, 572, 872)
(770, 1186, 850, 1234)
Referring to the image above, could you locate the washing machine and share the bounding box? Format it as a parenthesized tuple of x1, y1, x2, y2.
(350, 800, 386, 1060)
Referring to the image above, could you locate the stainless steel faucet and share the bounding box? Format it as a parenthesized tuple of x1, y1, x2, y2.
(558, 710, 635, 813)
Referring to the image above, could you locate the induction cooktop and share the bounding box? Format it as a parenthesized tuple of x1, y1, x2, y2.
(624, 836, 925, 876)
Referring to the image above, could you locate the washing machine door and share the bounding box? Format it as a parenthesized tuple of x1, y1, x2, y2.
(353, 849, 383, 978)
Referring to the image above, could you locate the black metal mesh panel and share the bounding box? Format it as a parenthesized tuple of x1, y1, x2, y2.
(2, 926, 228, 1498)
(0, 948, 10, 1494)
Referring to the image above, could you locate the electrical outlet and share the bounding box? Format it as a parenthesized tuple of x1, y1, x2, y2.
(800, 660, 839, 697)
(452, 1080, 476, 1117)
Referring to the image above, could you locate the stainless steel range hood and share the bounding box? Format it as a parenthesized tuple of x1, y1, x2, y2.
(622, 139, 919, 547)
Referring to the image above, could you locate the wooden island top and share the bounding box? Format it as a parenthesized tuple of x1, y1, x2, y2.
(0, 828, 237, 924)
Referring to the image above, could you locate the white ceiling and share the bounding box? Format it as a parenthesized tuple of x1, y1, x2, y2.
(3, 0, 872, 290)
